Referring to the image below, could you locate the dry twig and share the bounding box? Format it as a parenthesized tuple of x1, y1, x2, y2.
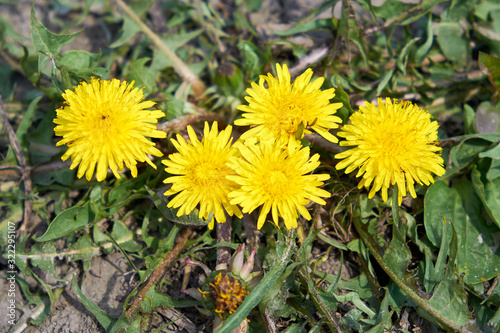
(125, 226, 194, 319)
(0, 96, 33, 232)
(114, 0, 206, 97)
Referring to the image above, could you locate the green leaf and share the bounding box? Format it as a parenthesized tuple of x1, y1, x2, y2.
(163, 29, 204, 54)
(109, 0, 154, 48)
(233, 10, 258, 36)
(15, 239, 62, 306)
(479, 52, 500, 90)
(297, 228, 322, 262)
(369, 290, 393, 330)
(149, 29, 204, 72)
(30, 6, 82, 72)
(109, 315, 141, 333)
(424, 227, 471, 328)
(348, 26, 368, 69)
(127, 57, 156, 94)
(145, 186, 211, 227)
(0, 15, 30, 58)
(449, 134, 500, 168)
(433, 217, 450, 281)
(397, 37, 420, 75)
(463, 104, 477, 135)
(423, 249, 438, 293)
(479, 142, 500, 160)
(424, 181, 462, 248)
(67, 233, 96, 263)
(72, 278, 117, 331)
(454, 176, 500, 283)
(215, 63, 245, 97)
(237, 40, 264, 81)
(28, 243, 60, 280)
(259, 262, 301, 312)
(34, 206, 90, 242)
(475, 0, 500, 21)
(375, 69, 394, 96)
(141, 288, 201, 311)
(217, 229, 296, 332)
(272, 18, 335, 36)
(109, 16, 140, 48)
(55, 50, 109, 86)
(333, 291, 376, 319)
(5, 96, 42, 164)
(425, 179, 500, 285)
(446, 0, 476, 21)
(382, 219, 411, 280)
(486, 158, 500, 181)
(436, 22, 468, 66)
(329, 75, 354, 123)
(471, 166, 500, 228)
(415, 14, 434, 65)
(316, 232, 348, 251)
(110, 220, 142, 253)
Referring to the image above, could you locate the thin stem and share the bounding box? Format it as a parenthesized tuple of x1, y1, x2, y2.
(216, 217, 232, 267)
(392, 185, 401, 229)
(114, 0, 206, 96)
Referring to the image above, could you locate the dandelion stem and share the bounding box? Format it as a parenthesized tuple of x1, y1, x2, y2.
(114, 0, 206, 96)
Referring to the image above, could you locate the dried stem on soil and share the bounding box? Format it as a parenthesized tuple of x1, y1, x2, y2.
(157, 112, 223, 133)
(125, 226, 194, 318)
(0, 96, 33, 232)
(216, 216, 232, 266)
(114, 0, 206, 97)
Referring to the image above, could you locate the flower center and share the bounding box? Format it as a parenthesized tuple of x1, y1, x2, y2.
(88, 102, 121, 140)
(370, 123, 414, 171)
(208, 273, 249, 318)
(273, 102, 304, 135)
(260, 169, 289, 198)
(191, 161, 225, 187)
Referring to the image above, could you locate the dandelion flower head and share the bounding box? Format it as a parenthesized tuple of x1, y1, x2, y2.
(235, 63, 342, 145)
(227, 139, 331, 230)
(335, 98, 446, 205)
(54, 78, 166, 181)
(162, 122, 242, 229)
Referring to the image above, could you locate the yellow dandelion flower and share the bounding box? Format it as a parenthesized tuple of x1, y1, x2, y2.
(54, 78, 166, 182)
(227, 139, 330, 230)
(335, 98, 446, 205)
(235, 63, 342, 145)
(162, 122, 242, 229)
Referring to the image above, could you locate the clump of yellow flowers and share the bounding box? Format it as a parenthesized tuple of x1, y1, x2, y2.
(54, 66, 445, 229)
